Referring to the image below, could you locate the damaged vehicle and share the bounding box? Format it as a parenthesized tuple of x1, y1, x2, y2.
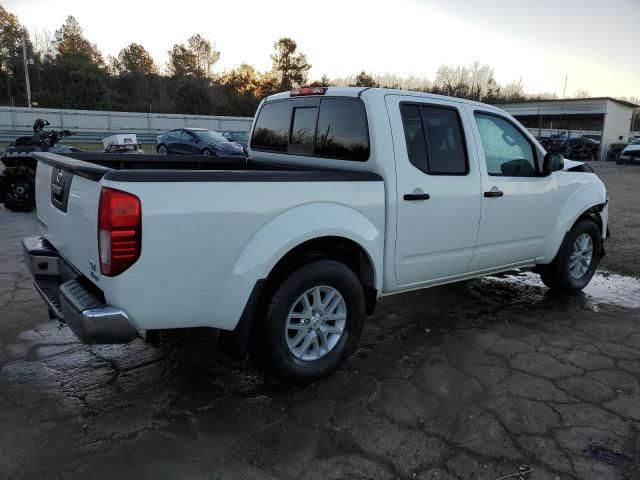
(0, 119, 79, 212)
(22, 87, 609, 384)
(616, 141, 640, 165)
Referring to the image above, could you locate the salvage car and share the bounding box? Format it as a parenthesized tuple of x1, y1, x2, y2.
(616, 142, 640, 165)
(566, 137, 599, 161)
(155, 128, 246, 157)
(543, 133, 571, 155)
(22, 87, 609, 384)
(607, 143, 628, 162)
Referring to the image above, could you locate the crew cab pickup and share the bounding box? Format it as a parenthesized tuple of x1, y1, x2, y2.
(23, 87, 609, 384)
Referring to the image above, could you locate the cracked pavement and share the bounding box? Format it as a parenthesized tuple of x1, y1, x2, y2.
(1, 162, 639, 479)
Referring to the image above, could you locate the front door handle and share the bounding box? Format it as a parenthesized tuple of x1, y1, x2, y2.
(484, 190, 504, 198)
(404, 191, 430, 201)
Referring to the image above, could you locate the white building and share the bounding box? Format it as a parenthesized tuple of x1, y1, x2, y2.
(495, 97, 639, 160)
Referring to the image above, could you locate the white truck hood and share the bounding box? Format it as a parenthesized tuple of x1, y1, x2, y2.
(562, 159, 584, 171)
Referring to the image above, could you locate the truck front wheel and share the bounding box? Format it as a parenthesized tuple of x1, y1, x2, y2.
(539, 218, 601, 292)
(258, 260, 365, 384)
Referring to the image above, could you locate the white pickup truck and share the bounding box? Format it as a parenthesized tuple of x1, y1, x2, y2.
(23, 87, 608, 384)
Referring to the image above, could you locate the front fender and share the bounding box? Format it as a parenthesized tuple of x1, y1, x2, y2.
(234, 201, 384, 289)
(541, 181, 607, 263)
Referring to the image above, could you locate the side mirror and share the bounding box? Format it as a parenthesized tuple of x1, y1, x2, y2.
(543, 152, 564, 174)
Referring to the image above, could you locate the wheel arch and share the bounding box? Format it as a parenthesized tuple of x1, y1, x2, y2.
(541, 197, 607, 265)
(261, 235, 378, 314)
(218, 203, 384, 360)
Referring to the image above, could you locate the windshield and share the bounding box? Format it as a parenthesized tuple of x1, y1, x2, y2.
(193, 130, 227, 143)
(232, 132, 249, 142)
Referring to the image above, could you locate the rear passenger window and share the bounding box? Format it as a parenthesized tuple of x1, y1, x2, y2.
(251, 101, 291, 152)
(250, 97, 369, 161)
(400, 103, 468, 175)
(315, 99, 369, 161)
(291, 107, 317, 146)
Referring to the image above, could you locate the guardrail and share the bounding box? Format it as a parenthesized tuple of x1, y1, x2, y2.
(0, 106, 253, 144)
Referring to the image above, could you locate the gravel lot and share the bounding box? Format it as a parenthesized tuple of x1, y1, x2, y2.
(0, 162, 639, 480)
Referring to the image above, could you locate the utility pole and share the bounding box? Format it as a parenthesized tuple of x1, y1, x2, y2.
(558, 74, 568, 136)
(21, 32, 32, 108)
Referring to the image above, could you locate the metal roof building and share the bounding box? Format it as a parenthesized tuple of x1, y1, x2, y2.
(494, 97, 639, 160)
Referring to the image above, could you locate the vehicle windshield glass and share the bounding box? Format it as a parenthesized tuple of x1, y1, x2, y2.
(193, 130, 227, 143)
(232, 132, 249, 142)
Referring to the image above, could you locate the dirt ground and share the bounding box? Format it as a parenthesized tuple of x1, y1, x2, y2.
(0, 162, 639, 480)
(593, 163, 640, 277)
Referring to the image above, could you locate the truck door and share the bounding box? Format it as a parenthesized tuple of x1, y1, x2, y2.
(386, 95, 482, 286)
(466, 107, 557, 271)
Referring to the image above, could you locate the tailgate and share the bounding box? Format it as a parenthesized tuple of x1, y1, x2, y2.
(34, 153, 109, 283)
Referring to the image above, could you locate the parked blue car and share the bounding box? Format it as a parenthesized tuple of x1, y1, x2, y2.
(155, 128, 246, 157)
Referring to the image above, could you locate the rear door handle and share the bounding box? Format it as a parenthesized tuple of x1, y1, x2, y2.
(404, 193, 430, 201)
(484, 190, 504, 198)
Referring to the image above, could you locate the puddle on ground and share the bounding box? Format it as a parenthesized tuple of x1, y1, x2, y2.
(485, 270, 640, 310)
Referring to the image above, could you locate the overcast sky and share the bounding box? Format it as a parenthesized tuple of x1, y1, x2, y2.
(5, 0, 639, 98)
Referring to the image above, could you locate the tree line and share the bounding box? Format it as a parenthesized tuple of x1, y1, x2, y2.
(1, 6, 638, 120)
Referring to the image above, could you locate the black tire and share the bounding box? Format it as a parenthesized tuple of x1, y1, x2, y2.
(3, 176, 35, 212)
(157, 144, 169, 155)
(258, 259, 365, 385)
(539, 218, 601, 292)
(202, 148, 214, 157)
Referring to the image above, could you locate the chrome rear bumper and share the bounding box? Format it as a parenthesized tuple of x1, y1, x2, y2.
(22, 236, 138, 344)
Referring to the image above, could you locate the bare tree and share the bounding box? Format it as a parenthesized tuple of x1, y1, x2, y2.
(573, 89, 590, 99)
(33, 28, 54, 60)
(501, 79, 525, 101)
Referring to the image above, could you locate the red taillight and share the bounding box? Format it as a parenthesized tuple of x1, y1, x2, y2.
(290, 86, 327, 96)
(98, 187, 141, 276)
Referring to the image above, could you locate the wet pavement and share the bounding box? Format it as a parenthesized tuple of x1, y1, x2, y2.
(2, 191, 640, 479)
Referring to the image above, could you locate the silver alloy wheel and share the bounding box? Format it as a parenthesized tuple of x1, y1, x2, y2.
(569, 233, 593, 279)
(202, 149, 212, 157)
(158, 145, 168, 155)
(285, 285, 347, 361)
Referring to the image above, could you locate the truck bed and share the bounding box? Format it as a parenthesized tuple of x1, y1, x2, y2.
(34, 152, 382, 183)
(32, 151, 385, 333)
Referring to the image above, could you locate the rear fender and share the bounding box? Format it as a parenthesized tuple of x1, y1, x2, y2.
(216, 202, 383, 357)
(232, 202, 384, 291)
(214, 202, 383, 333)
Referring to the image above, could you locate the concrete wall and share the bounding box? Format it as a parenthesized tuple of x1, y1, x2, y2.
(525, 128, 602, 139)
(0, 106, 253, 143)
(602, 100, 636, 159)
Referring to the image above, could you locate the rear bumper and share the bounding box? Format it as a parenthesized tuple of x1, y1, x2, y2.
(22, 236, 138, 344)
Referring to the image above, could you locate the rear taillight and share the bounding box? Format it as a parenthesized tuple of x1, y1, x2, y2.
(98, 187, 141, 276)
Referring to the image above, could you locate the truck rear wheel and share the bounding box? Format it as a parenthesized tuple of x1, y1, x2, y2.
(539, 218, 601, 292)
(258, 259, 365, 385)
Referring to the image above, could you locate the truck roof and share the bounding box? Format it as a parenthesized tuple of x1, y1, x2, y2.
(265, 87, 502, 112)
